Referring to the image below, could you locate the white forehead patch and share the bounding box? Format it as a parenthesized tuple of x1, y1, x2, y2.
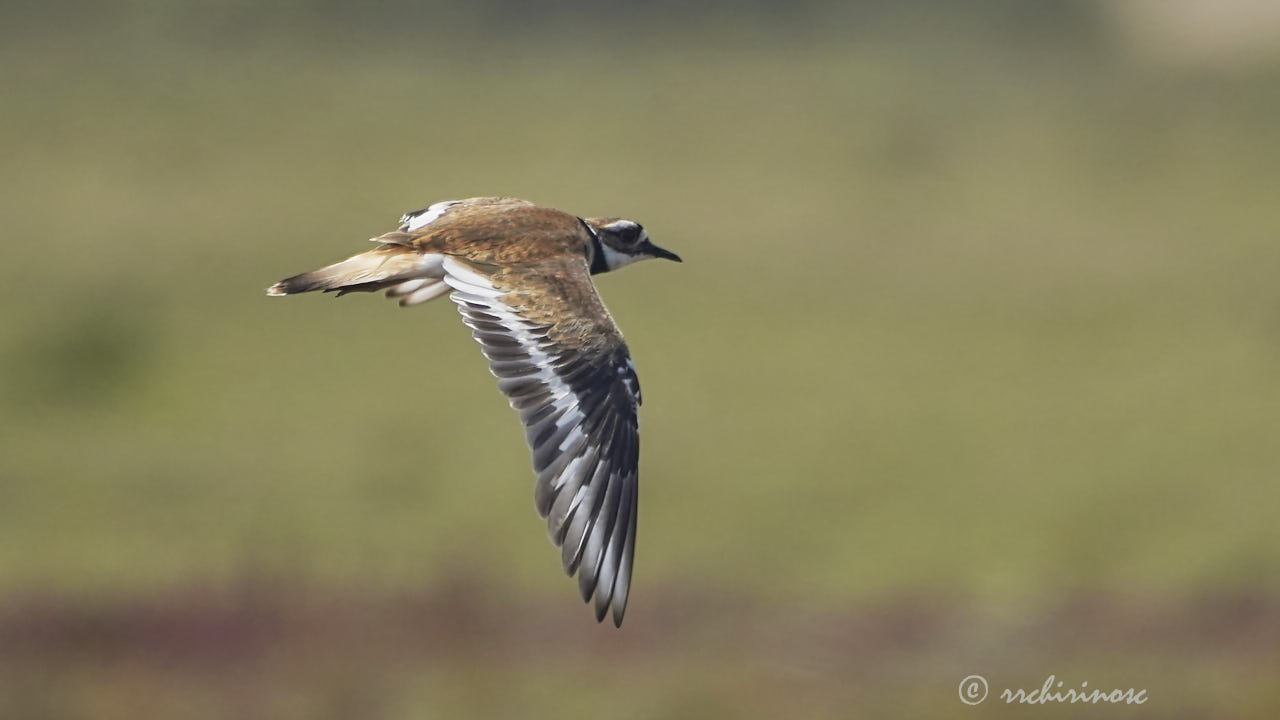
(400, 200, 460, 232)
(603, 219, 640, 233)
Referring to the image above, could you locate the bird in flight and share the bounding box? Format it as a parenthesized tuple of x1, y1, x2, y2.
(267, 197, 681, 626)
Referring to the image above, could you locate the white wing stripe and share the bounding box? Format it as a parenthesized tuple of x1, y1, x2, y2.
(399, 281, 450, 307)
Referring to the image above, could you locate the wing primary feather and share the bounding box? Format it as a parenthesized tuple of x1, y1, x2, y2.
(576, 457, 624, 603)
(573, 416, 629, 595)
(594, 463, 635, 622)
(535, 445, 598, 517)
(557, 410, 620, 562)
(610, 480, 638, 626)
(557, 456, 610, 566)
(551, 456, 609, 547)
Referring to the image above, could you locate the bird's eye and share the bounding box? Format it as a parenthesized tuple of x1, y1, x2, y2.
(604, 220, 644, 245)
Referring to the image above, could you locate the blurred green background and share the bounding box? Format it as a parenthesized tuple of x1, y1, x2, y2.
(2, 1, 1279, 717)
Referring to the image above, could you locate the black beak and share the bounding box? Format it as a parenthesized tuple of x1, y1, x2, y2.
(645, 242, 682, 263)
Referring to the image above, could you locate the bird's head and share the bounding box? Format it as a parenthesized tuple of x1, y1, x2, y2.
(583, 217, 682, 274)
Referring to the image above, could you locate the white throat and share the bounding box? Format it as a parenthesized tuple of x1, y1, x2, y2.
(600, 243, 643, 271)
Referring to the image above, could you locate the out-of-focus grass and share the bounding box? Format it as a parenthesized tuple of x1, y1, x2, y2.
(1, 583, 1277, 719)
(1, 7, 1279, 717)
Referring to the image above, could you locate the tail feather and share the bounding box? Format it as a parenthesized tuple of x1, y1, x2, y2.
(267, 246, 447, 304)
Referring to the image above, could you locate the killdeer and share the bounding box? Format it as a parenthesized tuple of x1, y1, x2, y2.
(267, 197, 681, 626)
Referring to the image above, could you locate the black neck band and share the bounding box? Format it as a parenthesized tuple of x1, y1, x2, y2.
(581, 218, 609, 274)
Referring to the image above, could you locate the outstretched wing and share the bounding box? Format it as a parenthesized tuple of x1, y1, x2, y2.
(442, 255, 640, 626)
